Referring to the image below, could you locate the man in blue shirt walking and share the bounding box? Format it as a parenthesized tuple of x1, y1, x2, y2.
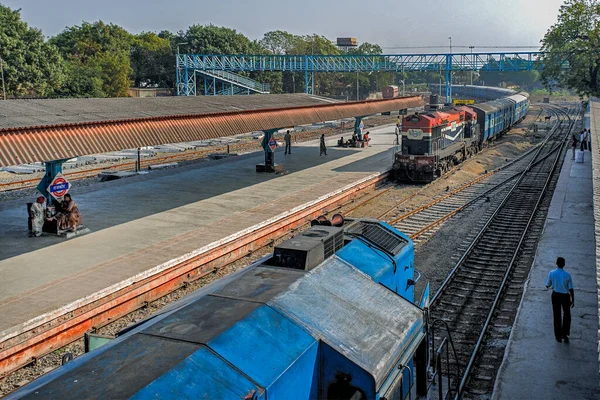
(545, 257, 575, 343)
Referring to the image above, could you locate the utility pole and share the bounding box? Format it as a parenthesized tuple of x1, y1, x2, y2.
(0, 55, 6, 100)
(469, 45, 475, 85)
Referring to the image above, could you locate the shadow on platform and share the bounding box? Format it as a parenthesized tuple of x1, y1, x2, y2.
(0, 144, 368, 261)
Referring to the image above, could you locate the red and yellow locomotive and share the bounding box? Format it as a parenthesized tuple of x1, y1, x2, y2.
(392, 107, 480, 182)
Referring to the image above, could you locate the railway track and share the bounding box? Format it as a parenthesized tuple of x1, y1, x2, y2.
(340, 107, 555, 246)
(428, 103, 579, 399)
(385, 128, 556, 244)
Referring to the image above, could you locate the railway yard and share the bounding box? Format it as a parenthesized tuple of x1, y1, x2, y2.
(0, 93, 599, 399)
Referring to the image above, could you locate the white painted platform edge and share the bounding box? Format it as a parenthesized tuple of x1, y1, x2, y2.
(0, 170, 387, 341)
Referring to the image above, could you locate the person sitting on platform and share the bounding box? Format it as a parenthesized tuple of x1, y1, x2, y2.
(29, 196, 46, 237)
(351, 132, 358, 147)
(57, 194, 82, 232)
(363, 131, 371, 147)
(338, 137, 345, 147)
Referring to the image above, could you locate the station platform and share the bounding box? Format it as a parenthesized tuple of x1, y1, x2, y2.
(0, 126, 396, 346)
(493, 104, 600, 399)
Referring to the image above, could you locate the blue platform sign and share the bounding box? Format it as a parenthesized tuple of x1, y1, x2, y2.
(47, 173, 71, 200)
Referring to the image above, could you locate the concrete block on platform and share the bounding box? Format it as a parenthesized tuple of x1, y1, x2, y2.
(256, 163, 284, 173)
(61, 227, 91, 239)
(98, 171, 140, 182)
(208, 153, 238, 160)
(148, 162, 179, 170)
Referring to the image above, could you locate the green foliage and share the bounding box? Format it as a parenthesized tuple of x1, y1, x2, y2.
(51, 21, 133, 97)
(0, 5, 64, 97)
(131, 32, 172, 87)
(259, 30, 296, 55)
(478, 69, 539, 89)
(182, 24, 257, 54)
(541, 0, 600, 96)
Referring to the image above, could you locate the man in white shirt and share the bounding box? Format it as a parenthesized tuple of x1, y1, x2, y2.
(545, 257, 575, 343)
(30, 196, 46, 237)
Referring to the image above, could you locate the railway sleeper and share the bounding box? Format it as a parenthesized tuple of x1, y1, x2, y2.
(464, 259, 511, 268)
(440, 300, 489, 310)
(443, 290, 496, 302)
(453, 277, 499, 294)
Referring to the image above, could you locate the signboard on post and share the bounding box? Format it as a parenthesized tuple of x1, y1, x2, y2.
(268, 137, 277, 152)
(47, 173, 71, 200)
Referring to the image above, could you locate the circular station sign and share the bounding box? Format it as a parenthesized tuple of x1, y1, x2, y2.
(47, 173, 71, 200)
(268, 137, 277, 152)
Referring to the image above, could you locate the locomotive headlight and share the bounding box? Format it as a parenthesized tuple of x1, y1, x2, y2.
(392, 162, 401, 170)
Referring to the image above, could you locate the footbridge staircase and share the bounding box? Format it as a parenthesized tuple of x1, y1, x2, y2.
(194, 69, 270, 95)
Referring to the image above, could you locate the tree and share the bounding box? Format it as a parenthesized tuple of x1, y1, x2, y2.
(259, 30, 295, 55)
(540, 0, 600, 96)
(0, 5, 64, 97)
(182, 24, 257, 54)
(131, 32, 172, 87)
(51, 21, 133, 97)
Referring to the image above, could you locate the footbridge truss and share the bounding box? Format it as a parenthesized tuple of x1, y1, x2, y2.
(176, 52, 545, 101)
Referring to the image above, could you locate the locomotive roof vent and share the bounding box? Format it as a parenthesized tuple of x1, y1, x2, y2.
(344, 219, 408, 255)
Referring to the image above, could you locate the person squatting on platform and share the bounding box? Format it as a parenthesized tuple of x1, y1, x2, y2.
(29, 196, 46, 237)
(545, 257, 575, 343)
(47, 194, 82, 233)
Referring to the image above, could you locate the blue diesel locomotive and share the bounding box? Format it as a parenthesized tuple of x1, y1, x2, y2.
(9, 218, 431, 400)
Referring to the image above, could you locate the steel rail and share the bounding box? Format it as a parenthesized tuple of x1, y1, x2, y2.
(425, 103, 575, 399)
(430, 105, 566, 304)
(387, 137, 548, 226)
(410, 126, 570, 241)
(454, 107, 576, 399)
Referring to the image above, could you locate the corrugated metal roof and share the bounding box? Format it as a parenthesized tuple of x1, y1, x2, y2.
(0, 94, 337, 129)
(0, 96, 423, 167)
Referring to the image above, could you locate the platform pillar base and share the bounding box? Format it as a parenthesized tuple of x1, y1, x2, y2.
(256, 163, 283, 173)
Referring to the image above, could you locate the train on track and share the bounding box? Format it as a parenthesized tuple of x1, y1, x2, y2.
(10, 218, 439, 400)
(393, 91, 530, 182)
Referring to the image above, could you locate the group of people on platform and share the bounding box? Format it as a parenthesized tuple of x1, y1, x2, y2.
(29, 194, 82, 237)
(282, 129, 371, 157)
(337, 131, 371, 149)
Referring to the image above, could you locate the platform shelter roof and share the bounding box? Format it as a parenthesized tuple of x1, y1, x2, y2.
(0, 95, 423, 167)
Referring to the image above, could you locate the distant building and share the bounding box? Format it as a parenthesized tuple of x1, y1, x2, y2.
(128, 88, 173, 98)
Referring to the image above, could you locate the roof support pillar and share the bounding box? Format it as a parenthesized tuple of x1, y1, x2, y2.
(256, 129, 282, 173)
(354, 116, 365, 139)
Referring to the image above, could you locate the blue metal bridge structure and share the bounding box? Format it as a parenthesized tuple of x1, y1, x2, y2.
(176, 52, 545, 102)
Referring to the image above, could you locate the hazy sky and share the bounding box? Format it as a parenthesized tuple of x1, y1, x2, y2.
(3, 0, 564, 52)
